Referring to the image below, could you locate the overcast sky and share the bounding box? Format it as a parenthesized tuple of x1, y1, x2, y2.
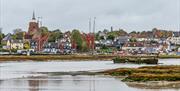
(0, 0, 180, 34)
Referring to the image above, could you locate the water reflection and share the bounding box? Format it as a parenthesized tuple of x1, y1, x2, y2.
(0, 75, 123, 91)
(1, 75, 180, 91)
(29, 80, 40, 91)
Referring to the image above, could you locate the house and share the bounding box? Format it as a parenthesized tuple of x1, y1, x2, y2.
(167, 37, 180, 45)
(95, 41, 101, 50)
(144, 43, 159, 54)
(1, 33, 12, 49)
(30, 40, 37, 50)
(57, 35, 72, 54)
(57, 39, 72, 53)
(43, 42, 59, 53)
(114, 36, 129, 48)
(2, 33, 24, 50)
(173, 31, 180, 37)
(99, 39, 114, 47)
(98, 31, 107, 40)
(122, 42, 144, 51)
(177, 48, 180, 55)
(10, 40, 24, 49)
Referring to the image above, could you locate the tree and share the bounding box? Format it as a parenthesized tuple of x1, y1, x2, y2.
(0, 33, 5, 41)
(39, 27, 49, 36)
(16, 32, 24, 40)
(118, 29, 128, 36)
(103, 29, 109, 33)
(129, 38, 137, 42)
(13, 28, 23, 34)
(11, 34, 17, 40)
(48, 29, 63, 42)
(0, 32, 5, 48)
(106, 29, 127, 40)
(11, 28, 24, 40)
(81, 41, 88, 52)
(101, 45, 108, 49)
(107, 31, 117, 40)
(24, 41, 30, 49)
(130, 31, 137, 34)
(107, 34, 115, 40)
(100, 36, 105, 40)
(95, 33, 100, 41)
(71, 29, 83, 51)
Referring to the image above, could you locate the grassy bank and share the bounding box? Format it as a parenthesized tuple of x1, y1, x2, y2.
(159, 55, 180, 59)
(0, 54, 179, 61)
(102, 65, 180, 82)
(0, 55, 116, 61)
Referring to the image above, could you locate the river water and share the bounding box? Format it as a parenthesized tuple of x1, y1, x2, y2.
(0, 59, 180, 91)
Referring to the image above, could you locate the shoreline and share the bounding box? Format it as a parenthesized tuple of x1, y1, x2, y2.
(125, 81, 180, 89)
(0, 55, 179, 61)
(0, 55, 115, 61)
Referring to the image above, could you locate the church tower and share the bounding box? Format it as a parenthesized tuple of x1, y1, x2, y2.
(28, 11, 39, 35)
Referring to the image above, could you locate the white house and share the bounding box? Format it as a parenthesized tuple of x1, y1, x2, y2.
(167, 37, 180, 45)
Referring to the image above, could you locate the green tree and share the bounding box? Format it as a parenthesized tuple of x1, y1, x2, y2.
(0, 33, 5, 48)
(16, 32, 24, 40)
(81, 41, 88, 52)
(11, 34, 17, 40)
(71, 29, 83, 51)
(0, 33, 5, 42)
(39, 27, 49, 36)
(100, 36, 105, 40)
(118, 29, 128, 36)
(107, 34, 115, 40)
(103, 29, 109, 33)
(13, 28, 23, 34)
(129, 38, 137, 42)
(48, 29, 63, 42)
(130, 31, 137, 34)
(106, 29, 127, 40)
(12, 28, 24, 40)
(24, 41, 30, 49)
(95, 33, 100, 41)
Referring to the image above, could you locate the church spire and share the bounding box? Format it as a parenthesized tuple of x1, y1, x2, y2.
(32, 11, 36, 20)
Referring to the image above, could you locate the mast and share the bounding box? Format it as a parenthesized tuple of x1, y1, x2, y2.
(0, 0, 2, 29)
(38, 17, 43, 27)
(178, 0, 180, 36)
(92, 17, 96, 55)
(32, 11, 36, 20)
(89, 18, 91, 33)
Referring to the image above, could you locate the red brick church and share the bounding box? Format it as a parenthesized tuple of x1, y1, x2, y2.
(25, 12, 49, 52)
(28, 11, 39, 35)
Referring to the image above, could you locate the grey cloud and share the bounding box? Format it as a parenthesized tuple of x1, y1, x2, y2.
(0, 0, 179, 34)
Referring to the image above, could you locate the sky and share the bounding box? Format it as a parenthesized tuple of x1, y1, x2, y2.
(0, 0, 180, 34)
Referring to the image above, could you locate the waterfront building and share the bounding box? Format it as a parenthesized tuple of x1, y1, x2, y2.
(26, 11, 49, 52)
(10, 40, 24, 49)
(167, 37, 180, 45)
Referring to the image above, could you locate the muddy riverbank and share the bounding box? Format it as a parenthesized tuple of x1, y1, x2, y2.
(102, 65, 180, 82)
(0, 55, 179, 61)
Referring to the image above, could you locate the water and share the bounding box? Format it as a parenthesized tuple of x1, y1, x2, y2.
(0, 59, 180, 91)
